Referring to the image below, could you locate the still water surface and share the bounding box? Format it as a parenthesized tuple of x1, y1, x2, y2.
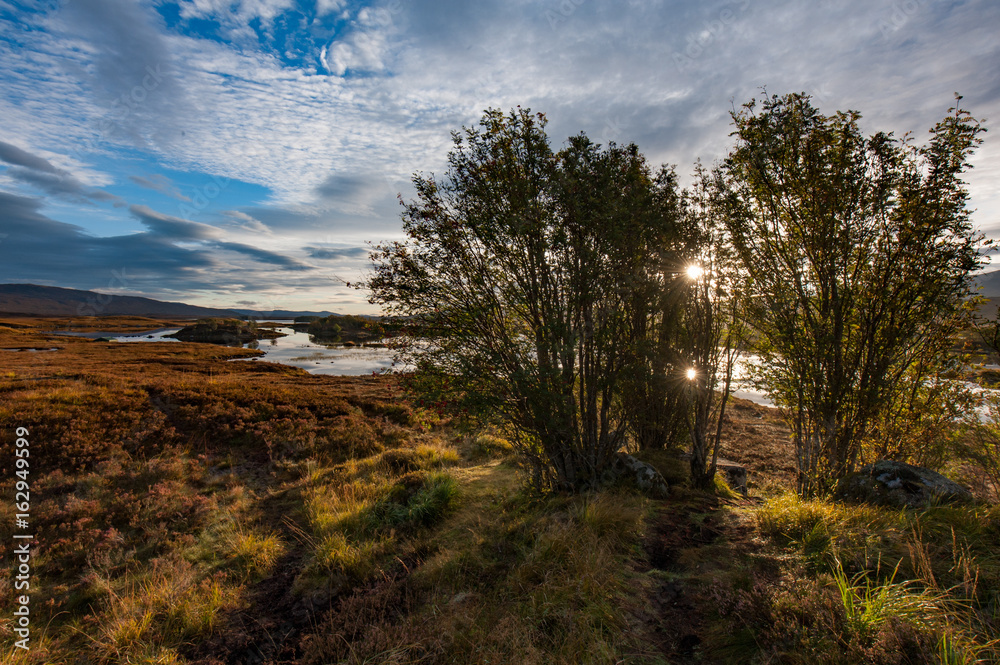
(53, 326, 781, 399)
(89, 325, 399, 376)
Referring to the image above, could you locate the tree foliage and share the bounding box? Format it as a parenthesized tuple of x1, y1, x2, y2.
(367, 108, 684, 491)
(719, 92, 986, 495)
(682, 165, 746, 488)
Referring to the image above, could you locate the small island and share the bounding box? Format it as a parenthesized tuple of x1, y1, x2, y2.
(297, 313, 390, 343)
(167, 318, 286, 345)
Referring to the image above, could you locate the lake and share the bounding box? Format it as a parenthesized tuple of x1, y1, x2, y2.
(233, 327, 400, 376)
(52, 325, 401, 376)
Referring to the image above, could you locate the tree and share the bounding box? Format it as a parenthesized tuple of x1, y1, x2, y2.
(719, 92, 986, 495)
(682, 166, 746, 488)
(619, 167, 691, 452)
(367, 108, 683, 492)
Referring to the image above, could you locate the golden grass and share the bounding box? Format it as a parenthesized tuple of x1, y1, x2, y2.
(225, 525, 287, 578)
(82, 558, 234, 663)
(299, 460, 654, 665)
(744, 493, 1000, 662)
(3, 319, 998, 664)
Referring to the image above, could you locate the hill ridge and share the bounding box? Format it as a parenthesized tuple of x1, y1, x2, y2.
(0, 283, 240, 318)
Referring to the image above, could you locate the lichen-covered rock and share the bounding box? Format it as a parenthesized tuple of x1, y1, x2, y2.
(834, 460, 973, 508)
(605, 453, 670, 498)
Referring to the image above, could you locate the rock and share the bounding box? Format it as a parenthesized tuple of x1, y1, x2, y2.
(717, 459, 748, 497)
(834, 460, 973, 509)
(678, 453, 749, 496)
(606, 452, 670, 498)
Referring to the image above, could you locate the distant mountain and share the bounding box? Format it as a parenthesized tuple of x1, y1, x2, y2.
(974, 269, 1000, 299)
(232, 309, 337, 319)
(0, 284, 241, 318)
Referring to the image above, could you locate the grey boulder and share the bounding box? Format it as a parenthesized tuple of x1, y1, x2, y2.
(604, 453, 670, 498)
(834, 460, 973, 508)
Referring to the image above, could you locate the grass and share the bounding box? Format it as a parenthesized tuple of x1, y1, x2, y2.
(299, 472, 654, 665)
(224, 524, 287, 578)
(736, 493, 1000, 663)
(1, 318, 999, 663)
(0, 322, 453, 662)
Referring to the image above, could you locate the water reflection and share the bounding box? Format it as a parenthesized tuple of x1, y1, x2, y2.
(232, 327, 399, 376)
(89, 326, 399, 376)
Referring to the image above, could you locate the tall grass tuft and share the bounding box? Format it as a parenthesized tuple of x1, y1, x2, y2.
(831, 559, 940, 641)
(226, 524, 287, 578)
(86, 559, 232, 663)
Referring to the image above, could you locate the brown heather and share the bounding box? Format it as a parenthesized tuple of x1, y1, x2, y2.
(0, 318, 998, 664)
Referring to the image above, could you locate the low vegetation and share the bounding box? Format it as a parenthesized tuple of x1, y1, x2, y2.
(302, 314, 396, 343)
(168, 318, 285, 344)
(1, 320, 997, 663)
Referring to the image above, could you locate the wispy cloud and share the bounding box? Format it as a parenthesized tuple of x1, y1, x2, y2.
(0, 140, 64, 174)
(0, 140, 123, 204)
(222, 210, 272, 234)
(129, 174, 192, 201)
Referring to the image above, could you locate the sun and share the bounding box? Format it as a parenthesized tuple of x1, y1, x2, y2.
(685, 264, 704, 280)
(686, 367, 697, 380)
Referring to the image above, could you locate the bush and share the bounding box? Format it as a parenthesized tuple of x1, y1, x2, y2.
(721, 92, 986, 495)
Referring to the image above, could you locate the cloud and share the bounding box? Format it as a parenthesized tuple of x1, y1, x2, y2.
(222, 210, 272, 234)
(0, 140, 63, 174)
(1, 0, 998, 312)
(0, 141, 123, 204)
(313, 171, 401, 215)
(129, 174, 192, 201)
(5, 166, 90, 199)
(0, 190, 88, 237)
(129, 204, 223, 240)
(54, 0, 191, 148)
(304, 245, 367, 259)
(3, 0, 997, 215)
(213, 240, 313, 269)
(316, 0, 347, 17)
(324, 30, 390, 76)
(0, 191, 340, 303)
(0, 190, 219, 292)
(178, 0, 297, 30)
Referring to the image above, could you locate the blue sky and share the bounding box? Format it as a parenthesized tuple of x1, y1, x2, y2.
(1, 0, 999, 313)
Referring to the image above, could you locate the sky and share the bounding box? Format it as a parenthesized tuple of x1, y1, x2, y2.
(0, 0, 999, 314)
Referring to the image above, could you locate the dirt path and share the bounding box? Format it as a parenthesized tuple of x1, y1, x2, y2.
(641, 492, 772, 663)
(641, 397, 794, 662)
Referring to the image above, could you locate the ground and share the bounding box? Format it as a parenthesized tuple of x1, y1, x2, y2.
(0, 317, 997, 664)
